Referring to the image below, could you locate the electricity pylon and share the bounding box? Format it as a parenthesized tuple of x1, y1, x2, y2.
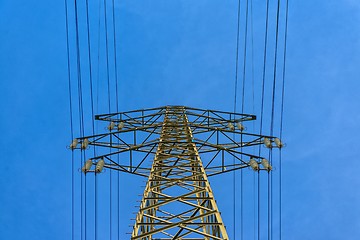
(70, 106, 282, 239)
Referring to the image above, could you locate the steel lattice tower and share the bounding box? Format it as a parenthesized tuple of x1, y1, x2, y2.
(70, 106, 282, 239)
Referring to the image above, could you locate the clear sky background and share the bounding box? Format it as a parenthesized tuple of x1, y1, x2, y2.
(1, 0, 360, 239)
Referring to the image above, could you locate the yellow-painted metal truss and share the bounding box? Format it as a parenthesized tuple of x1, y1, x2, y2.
(132, 107, 229, 239)
(72, 106, 279, 177)
(70, 105, 281, 239)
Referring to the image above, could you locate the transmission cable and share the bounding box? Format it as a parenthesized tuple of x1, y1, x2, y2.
(279, 1, 289, 239)
(64, 0, 74, 238)
(110, 0, 121, 238)
(258, 0, 270, 239)
(233, 0, 242, 238)
(104, 0, 111, 113)
(103, 0, 113, 238)
(112, 0, 119, 113)
(84, 0, 96, 238)
(85, 0, 96, 151)
(240, 0, 249, 238)
(270, 0, 281, 165)
(96, 0, 102, 127)
(249, 0, 257, 239)
(73, 0, 86, 239)
(95, 0, 102, 239)
(258, 0, 270, 156)
(269, 0, 282, 238)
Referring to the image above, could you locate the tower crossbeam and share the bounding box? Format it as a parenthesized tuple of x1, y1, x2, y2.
(70, 106, 283, 239)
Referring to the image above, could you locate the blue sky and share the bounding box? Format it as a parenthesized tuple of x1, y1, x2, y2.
(1, 0, 360, 239)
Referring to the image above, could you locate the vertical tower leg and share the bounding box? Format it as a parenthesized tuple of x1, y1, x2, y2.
(132, 106, 229, 239)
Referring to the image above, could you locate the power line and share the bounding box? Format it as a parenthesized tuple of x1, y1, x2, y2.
(259, 0, 270, 156)
(270, 0, 281, 149)
(234, 0, 241, 115)
(96, 0, 102, 124)
(63, 0, 74, 239)
(73, 0, 86, 239)
(103, 0, 113, 237)
(247, 0, 257, 238)
(112, 0, 119, 113)
(240, 0, 249, 238)
(258, 1, 270, 239)
(279, 1, 290, 239)
(233, 0, 242, 238)
(110, 1, 121, 238)
(104, 0, 111, 113)
(85, 0, 96, 149)
(269, 0, 282, 237)
(94, 0, 102, 238)
(84, 0, 96, 238)
(249, 1, 257, 239)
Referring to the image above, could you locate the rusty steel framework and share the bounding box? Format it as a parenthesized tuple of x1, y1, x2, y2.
(70, 106, 282, 239)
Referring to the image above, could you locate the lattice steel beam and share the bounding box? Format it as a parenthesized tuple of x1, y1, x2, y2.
(69, 106, 283, 239)
(131, 107, 229, 239)
(70, 106, 281, 177)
